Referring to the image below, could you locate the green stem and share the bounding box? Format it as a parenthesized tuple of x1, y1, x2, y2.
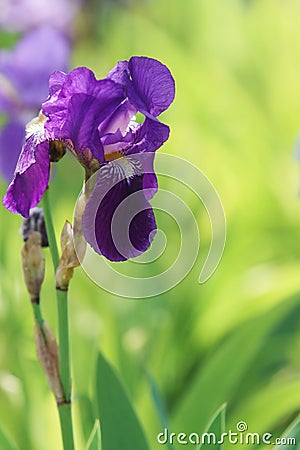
(58, 404, 74, 450)
(31, 301, 44, 329)
(56, 288, 71, 400)
(42, 188, 75, 450)
(42, 188, 60, 269)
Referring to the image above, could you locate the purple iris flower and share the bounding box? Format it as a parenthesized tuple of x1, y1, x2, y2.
(0, 26, 70, 181)
(3, 56, 175, 261)
(0, 0, 80, 34)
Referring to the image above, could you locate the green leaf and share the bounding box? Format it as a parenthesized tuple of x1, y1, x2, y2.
(146, 370, 173, 450)
(86, 420, 101, 450)
(78, 394, 97, 443)
(95, 352, 150, 450)
(172, 298, 299, 437)
(198, 404, 226, 450)
(146, 370, 170, 430)
(275, 415, 300, 449)
(0, 428, 18, 450)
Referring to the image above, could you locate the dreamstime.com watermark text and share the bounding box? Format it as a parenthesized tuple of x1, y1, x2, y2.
(157, 422, 296, 446)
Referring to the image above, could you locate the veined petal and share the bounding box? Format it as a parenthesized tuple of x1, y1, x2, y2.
(125, 117, 170, 155)
(43, 69, 125, 161)
(140, 152, 158, 200)
(108, 56, 175, 118)
(62, 93, 105, 161)
(42, 67, 100, 136)
(2, 135, 50, 217)
(82, 161, 156, 261)
(61, 81, 126, 161)
(128, 57, 175, 117)
(42, 67, 97, 136)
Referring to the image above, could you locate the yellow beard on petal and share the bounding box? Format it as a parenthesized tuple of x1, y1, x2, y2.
(104, 150, 124, 162)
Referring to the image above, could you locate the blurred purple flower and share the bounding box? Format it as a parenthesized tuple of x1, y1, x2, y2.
(0, 0, 79, 33)
(0, 26, 70, 181)
(3, 56, 175, 261)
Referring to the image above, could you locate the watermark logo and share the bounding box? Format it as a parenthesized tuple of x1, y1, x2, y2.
(157, 422, 297, 446)
(74, 153, 226, 298)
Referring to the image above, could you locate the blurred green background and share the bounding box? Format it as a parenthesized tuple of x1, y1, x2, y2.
(1, 0, 300, 449)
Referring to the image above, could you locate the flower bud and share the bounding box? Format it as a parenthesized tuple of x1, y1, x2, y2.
(73, 192, 87, 263)
(21, 231, 45, 302)
(34, 321, 65, 404)
(56, 221, 80, 291)
(20, 207, 49, 247)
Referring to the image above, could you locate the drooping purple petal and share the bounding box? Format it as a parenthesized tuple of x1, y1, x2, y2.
(107, 56, 175, 118)
(0, 120, 25, 182)
(139, 152, 158, 200)
(0, 27, 70, 110)
(2, 135, 50, 217)
(82, 161, 156, 261)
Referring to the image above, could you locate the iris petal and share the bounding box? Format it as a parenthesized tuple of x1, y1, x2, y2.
(128, 56, 175, 117)
(125, 117, 170, 155)
(2, 135, 50, 217)
(139, 151, 158, 200)
(43, 69, 126, 161)
(48, 70, 67, 96)
(108, 56, 175, 118)
(98, 99, 136, 136)
(82, 160, 156, 261)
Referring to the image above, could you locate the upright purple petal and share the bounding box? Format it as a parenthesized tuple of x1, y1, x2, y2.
(59, 81, 126, 161)
(61, 93, 105, 161)
(48, 71, 68, 97)
(98, 99, 136, 136)
(43, 69, 126, 159)
(108, 56, 175, 118)
(0, 120, 25, 182)
(127, 57, 175, 117)
(107, 60, 129, 85)
(42, 67, 97, 136)
(82, 161, 156, 261)
(2, 135, 50, 217)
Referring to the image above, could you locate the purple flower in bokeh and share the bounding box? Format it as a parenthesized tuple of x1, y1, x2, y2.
(0, 26, 70, 181)
(3, 56, 175, 261)
(0, 0, 80, 34)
